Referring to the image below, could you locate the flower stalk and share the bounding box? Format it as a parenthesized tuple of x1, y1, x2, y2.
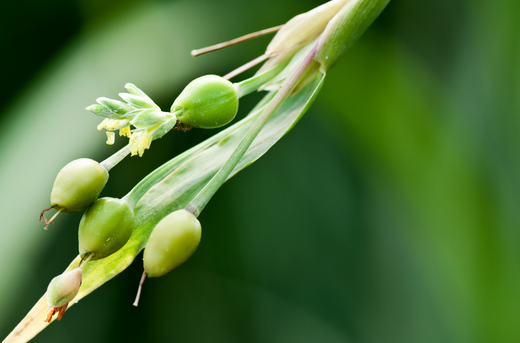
(100, 144, 131, 171)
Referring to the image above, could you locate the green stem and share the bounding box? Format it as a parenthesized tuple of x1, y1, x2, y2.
(186, 44, 318, 217)
(100, 144, 131, 171)
(234, 59, 288, 98)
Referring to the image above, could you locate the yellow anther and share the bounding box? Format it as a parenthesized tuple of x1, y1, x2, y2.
(106, 131, 115, 145)
(105, 120, 120, 130)
(97, 118, 109, 131)
(119, 126, 131, 137)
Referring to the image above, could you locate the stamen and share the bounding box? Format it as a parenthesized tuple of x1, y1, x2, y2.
(56, 304, 68, 321)
(47, 208, 62, 225)
(105, 120, 120, 130)
(44, 308, 56, 323)
(106, 132, 116, 145)
(39, 206, 61, 230)
(129, 133, 139, 156)
(143, 131, 152, 150)
(119, 126, 131, 137)
(97, 118, 109, 131)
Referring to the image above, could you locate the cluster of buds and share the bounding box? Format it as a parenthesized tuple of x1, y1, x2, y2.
(88, 83, 178, 157)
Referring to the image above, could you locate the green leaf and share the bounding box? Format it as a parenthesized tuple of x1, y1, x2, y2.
(124, 83, 154, 103)
(85, 104, 119, 119)
(96, 97, 135, 116)
(129, 108, 167, 128)
(4, 73, 325, 343)
(119, 92, 160, 110)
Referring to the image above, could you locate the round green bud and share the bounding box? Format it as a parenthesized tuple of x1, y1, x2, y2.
(50, 158, 109, 213)
(144, 209, 201, 278)
(78, 197, 134, 260)
(171, 75, 239, 129)
(46, 268, 82, 309)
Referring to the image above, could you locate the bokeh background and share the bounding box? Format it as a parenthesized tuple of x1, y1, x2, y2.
(1, 0, 519, 342)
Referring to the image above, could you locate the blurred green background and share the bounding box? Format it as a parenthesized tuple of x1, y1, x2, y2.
(1, 0, 519, 342)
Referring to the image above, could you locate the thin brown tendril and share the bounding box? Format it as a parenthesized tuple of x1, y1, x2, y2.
(191, 25, 283, 57)
(39, 206, 60, 230)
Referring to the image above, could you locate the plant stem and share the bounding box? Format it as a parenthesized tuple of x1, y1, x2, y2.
(100, 144, 131, 171)
(191, 25, 283, 57)
(185, 44, 318, 217)
(234, 59, 288, 98)
(224, 54, 271, 80)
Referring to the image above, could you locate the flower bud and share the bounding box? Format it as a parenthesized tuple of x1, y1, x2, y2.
(259, 0, 347, 72)
(314, 0, 390, 72)
(171, 75, 239, 129)
(119, 92, 159, 110)
(268, 0, 346, 54)
(96, 97, 135, 115)
(86, 104, 120, 119)
(50, 158, 109, 213)
(78, 197, 134, 260)
(46, 268, 83, 310)
(144, 209, 201, 278)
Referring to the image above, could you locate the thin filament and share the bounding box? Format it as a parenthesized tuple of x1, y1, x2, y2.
(47, 208, 63, 224)
(79, 253, 93, 268)
(133, 270, 148, 307)
(191, 25, 283, 57)
(224, 53, 271, 80)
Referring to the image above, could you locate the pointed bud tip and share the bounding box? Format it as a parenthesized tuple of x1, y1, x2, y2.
(46, 268, 83, 310)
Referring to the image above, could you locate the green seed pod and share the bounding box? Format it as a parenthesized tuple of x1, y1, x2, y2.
(171, 75, 239, 129)
(46, 268, 82, 309)
(144, 209, 201, 278)
(50, 158, 109, 213)
(78, 197, 134, 260)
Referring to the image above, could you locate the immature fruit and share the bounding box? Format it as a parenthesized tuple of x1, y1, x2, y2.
(78, 197, 134, 260)
(144, 209, 201, 277)
(46, 268, 83, 309)
(50, 158, 108, 213)
(171, 75, 239, 129)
